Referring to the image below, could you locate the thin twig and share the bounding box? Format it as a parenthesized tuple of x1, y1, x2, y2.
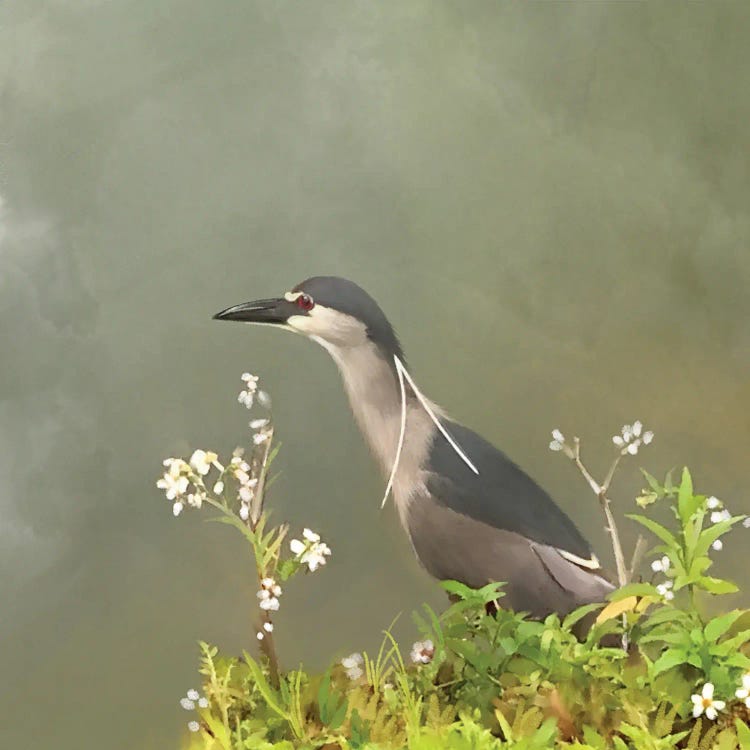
(568, 438, 628, 587)
(628, 534, 647, 584)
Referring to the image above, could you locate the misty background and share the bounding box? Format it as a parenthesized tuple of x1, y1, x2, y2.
(1, 2, 749, 748)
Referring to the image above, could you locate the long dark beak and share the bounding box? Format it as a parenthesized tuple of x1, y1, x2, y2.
(213, 297, 294, 325)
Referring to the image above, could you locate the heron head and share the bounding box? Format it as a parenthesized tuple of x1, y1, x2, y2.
(213, 276, 403, 360)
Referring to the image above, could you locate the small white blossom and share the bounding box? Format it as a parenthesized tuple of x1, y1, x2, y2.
(711, 509, 731, 524)
(187, 721, 200, 733)
(186, 492, 204, 509)
(691, 682, 725, 720)
(186, 689, 199, 701)
(213, 481, 224, 495)
(257, 578, 282, 610)
(612, 421, 654, 455)
(253, 431, 270, 445)
(173, 501, 184, 517)
(198, 697, 208, 709)
(239, 505, 250, 521)
(712, 539, 723, 551)
(257, 390, 272, 409)
(263, 622, 274, 632)
(238, 373, 260, 409)
(180, 697, 196, 710)
(651, 556, 670, 573)
(341, 652, 364, 680)
(250, 418, 269, 429)
(257, 631, 264, 640)
(157, 460, 190, 500)
(410, 640, 435, 664)
(706, 496, 721, 510)
(289, 529, 332, 572)
(239, 485, 254, 502)
(549, 429, 565, 451)
(735, 673, 750, 707)
(189, 450, 218, 476)
(656, 580, 674, 600)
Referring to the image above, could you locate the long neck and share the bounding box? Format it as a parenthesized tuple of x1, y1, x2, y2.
(322, 340, 436, 509)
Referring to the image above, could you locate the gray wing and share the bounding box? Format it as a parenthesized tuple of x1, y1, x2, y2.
(406, 494, 614, 619)
(426, 419, 595, 561)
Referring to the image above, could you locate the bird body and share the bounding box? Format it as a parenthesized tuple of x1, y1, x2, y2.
(214, 276, 614, 619)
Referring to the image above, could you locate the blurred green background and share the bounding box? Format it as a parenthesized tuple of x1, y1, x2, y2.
(1, 2, 749, 748)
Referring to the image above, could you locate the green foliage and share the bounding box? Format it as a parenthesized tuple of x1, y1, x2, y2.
(177, 466, 750, 749)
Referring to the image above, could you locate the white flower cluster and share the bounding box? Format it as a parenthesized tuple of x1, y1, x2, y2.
(179, 688, 209, 734)
(410, 639, 435, 665)
(229, 448, 259, 521)
(257, 577, 282, 611)
(238, 372, 259, 408)
(548, 429, 566, 452)
(341, 652, 364, 680)
(706, 496, 734, 550)
(256, 621, 274, 640)
(156, 451, 224, 516)
(650, 555, 674, 600)
(289, 528, 332, 572)
(612, 421, 653, 455)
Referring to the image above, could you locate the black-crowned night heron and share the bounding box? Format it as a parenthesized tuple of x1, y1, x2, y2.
(214, 276, 614, 619)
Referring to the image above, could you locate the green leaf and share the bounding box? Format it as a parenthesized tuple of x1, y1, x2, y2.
(704, 611, 744, 642)
(694, 518, 743, 559)
(626, 514, 679, 549)
(677, 467, 696, 525)
(699, 577, 739, 595)
(651, 648, 688, 676)
(562, 602, 604, 630)
(736, 719, 750, 750)
(608, 582, 660, 601)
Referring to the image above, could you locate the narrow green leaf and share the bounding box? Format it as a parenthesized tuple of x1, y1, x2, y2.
(626, 514, 679, 548)
(608, 582, 660, 601)
(651, 648, 688, 676)
(677, 467, 694, 525)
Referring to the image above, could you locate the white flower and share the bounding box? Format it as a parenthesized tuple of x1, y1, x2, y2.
(263, 622, 274, 632)
(706, 496, 721, 510)
(186, 689, 199, 701)
(239, 485, 254, 502)
(250, 418, 269, 429)
(257, 578, 281, 610)
(651, 556, 670, 573)
(711, 509, 731, 524)
(187, 492, 204, 509)
(342, 652, 364, 680)
(612, 422, 654, 455)
(157, 461, 190, 500)
(173, 501, 184, 517)
(213, 481, 224, 495)
(735, 673, 750, 707)
(712, 539, 723, 551)
(241, 372, 259, 387)
(187, 721, 200, 733)
(257, 390, 272, 409)
(198, 697, 208, 708)
(410, 640, 435, 664)
(180, 697, 195, 710)
(691, 682, 725, 720)
(257, 631, 264, 640)
(656, 580, 674, 600)
(253, 431, 270, 445)
(549, 429, 565, 451)
(289, 529, 332, 572)
(238, 373, 260, 409)
(239, 505, 250, 521)
(189, 450, 218, 476)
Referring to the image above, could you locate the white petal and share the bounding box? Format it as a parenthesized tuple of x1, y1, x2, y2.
(253, 432, 269, 444)
(257, 390, 272, 409)
(632, 421, 642, 437)
(612, 435, 625, 447)
(261, 577, 275, 587)
(172, 501, 184, 516)
(702, 683, 715, 699)
(198, 697, 208, 708)
(213, 481, 224, 495)
(257, 631, 264, 640)
(651, 559, 664, 572)
(187, 689, 200, 701)
(692, 704, 703, 718)
(627, 442, 639, 455)
(188, 721, 200, 733)
(180, 698, 195, 710)
(549, 440, 563, 451)
(303, 528, 320, 542)
(713, 700, 725, 711)
(706, 496, 720, 510)
(263, 622, 274, 632)
(643, 431, 654, 444)
(664, 590, 674, 601)
(250, 418, 269, 429)
(551, 429, 564, 443)
(290, 539, 306, 555)
(705, 706, 717, 721)
(712, 540, 723, 551)
(239, 505, 250, 521)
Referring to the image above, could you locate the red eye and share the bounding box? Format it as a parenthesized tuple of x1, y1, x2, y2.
(296, 293, 315, 312)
